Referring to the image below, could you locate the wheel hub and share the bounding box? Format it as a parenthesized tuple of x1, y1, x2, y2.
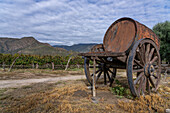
(100, 63, 105, 71)
(144, 63, 155, 77)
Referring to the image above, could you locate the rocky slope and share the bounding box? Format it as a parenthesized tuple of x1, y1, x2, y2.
(53, 43, 98, 53)
(0, 37, 69, 56)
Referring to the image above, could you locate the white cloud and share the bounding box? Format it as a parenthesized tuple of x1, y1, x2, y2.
(0, 0, 169, 45)
(39, 40, 63, 45)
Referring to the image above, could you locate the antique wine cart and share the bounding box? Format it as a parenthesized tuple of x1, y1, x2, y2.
(79, 17, 161, 97)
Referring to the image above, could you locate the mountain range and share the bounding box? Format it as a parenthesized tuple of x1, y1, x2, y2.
(0, 37, 69, 56)
(0, 37, 97, 55)
(53, 43, 97, 53)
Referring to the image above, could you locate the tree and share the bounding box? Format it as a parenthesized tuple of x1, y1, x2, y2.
(153, 21, 170, 63)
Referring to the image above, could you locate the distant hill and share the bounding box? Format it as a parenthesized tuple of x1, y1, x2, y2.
(53, 43, 98, 53)
(0, 37, 70, 56)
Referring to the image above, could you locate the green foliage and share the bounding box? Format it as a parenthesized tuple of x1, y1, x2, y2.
(153, 21, 170, 63)
(0, 54, 84, 66)
(111, 86, 125, 96)
(70, 56, 84, 65)
(115, 79, 120, 85)
(110, 79, 133, 99)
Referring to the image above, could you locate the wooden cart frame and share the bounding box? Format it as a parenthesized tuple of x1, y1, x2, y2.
(79, 17, 161, 97)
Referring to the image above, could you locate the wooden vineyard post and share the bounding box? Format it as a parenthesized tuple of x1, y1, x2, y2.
(8, 56, 19, 72)
(2, 62, 5, 71)
(51, 62, 54, 70)
(65, 57, 72, 71)
(36, 63, 39, 69)
(32, 63, 35, 69)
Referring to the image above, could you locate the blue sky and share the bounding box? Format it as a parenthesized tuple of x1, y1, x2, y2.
(0, 0, 169, 45)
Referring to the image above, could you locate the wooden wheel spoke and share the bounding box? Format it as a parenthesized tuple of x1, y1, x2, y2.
(149, 48, 155, 61)
(95, 68, 101, 74)
(150, 56, 158, 64)
(99, 57, 107, 62)
(96, 60, 102, 64)
(98, 57, 105, 62)
(108, 68, 115, 75)
(141, 44, 146, 54)
(152, 74, 158, 79)
(149, 76, 156, 88)
(136, 51, 145, 64)
(133, 68, 144, 73)
(104, 71, 107, 85)
(154, 65, 158, 69)
(95, 71, 102, 82)
(146, 78, 151, 94)
(106, 71, 111, 82)
(142, 77, 146, 95)
(109, 68, 117, 86)
(141, 44, 146, 63)
(137, 76, 144, 95)
(145, 44, 150, 63)
(134, 72, 144, 85)
(134, 59, 144, 67)
(146, 43, 150, 51)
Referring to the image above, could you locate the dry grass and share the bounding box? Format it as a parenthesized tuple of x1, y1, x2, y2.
(1, 80, 169, 113)
(1, 82, 120, 113)
(118, 94, 169, 113)
(117, 77, 170, 113)
(8, 83, 86, 112)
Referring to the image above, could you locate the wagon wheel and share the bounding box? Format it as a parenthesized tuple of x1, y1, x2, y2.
(127, 39, 161, 97)
(84, 57, 116, 86)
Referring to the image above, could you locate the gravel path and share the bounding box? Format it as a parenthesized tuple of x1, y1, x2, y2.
(0, 75, 85, 88)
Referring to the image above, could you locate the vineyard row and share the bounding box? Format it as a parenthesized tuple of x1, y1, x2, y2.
(0, 53, 84, 66)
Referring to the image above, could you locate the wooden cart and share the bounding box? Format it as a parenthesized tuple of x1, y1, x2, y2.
(79, 17, 161, 97)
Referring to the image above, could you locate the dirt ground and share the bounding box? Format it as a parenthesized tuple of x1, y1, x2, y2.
(0, 68, 85, 80)
(0, 68, 169, 113)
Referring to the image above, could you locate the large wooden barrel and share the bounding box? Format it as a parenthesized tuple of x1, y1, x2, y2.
(103, 17, 160, 53)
